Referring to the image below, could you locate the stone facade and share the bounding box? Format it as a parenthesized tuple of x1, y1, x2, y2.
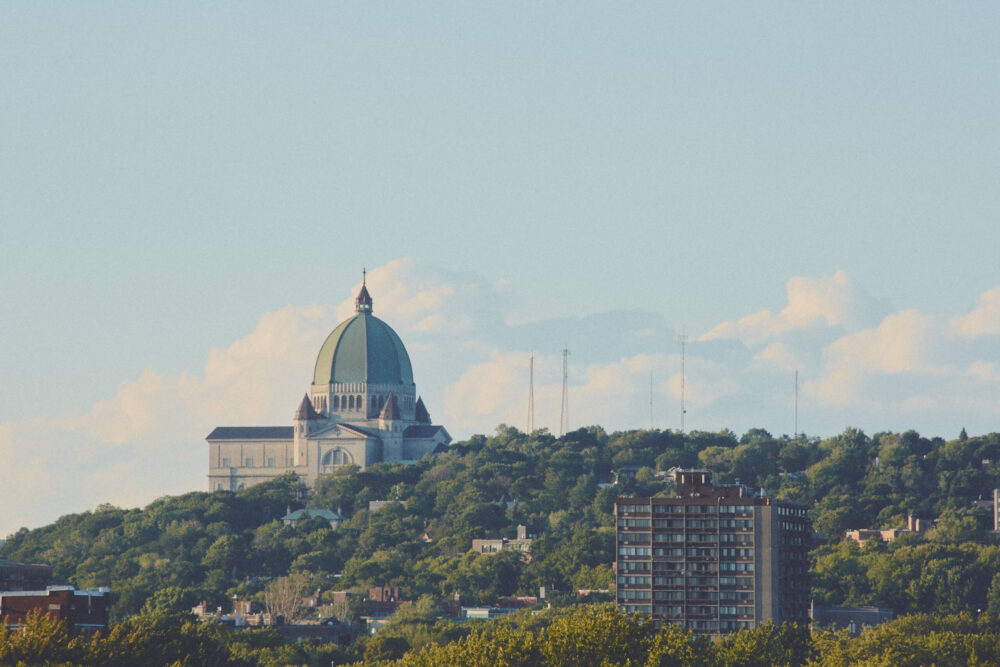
(207, 280, 450, 491)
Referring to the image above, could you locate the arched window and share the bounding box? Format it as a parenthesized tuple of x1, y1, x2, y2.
(332, 395, 339, 410)
(349, 395, 355, 410)
(356, 395, 362, 410)
(322, 448, 353, 467)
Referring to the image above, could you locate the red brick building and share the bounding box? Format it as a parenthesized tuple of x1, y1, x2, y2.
(0, 586, 112, 634)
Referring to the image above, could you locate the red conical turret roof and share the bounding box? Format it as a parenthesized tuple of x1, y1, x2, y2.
(295, 394, 321, 421)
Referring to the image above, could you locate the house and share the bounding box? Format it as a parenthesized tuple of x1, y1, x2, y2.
(471, 525, 534, 559)
(844, 516, 922, 547)
(281, 508, 345, 529)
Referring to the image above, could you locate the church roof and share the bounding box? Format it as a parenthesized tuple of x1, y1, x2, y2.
(379, 393, 401, 420)
(339, 423, 378, 437)
(312, 284, 413, 386)
(294, 394, 321, 420)
(403, 424, 447, 439)
(206, 426, 293, 440)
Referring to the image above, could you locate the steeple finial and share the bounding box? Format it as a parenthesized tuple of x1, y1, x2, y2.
(356, 268, 373, 313)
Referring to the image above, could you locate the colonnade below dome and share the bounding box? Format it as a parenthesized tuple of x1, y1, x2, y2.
(310, 381, 416, 421)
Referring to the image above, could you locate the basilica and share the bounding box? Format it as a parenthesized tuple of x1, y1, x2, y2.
(207, 280, 451, 491)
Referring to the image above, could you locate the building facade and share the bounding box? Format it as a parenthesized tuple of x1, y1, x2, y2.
(207, 280, 451, 491)
(0, 558, 53, 592)
(0, 586, 111, 634)
(615, 470, 810, 635)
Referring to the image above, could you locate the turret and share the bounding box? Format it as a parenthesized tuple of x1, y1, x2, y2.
(415, 396, 431, 424)
(379, 393, 404, 461)
(293, 394, 320, 466)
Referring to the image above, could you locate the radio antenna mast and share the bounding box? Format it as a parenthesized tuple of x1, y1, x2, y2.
(649, 370, 654, 430)
(794, 368, 799, 440)
(527, 354, 535, 434)
(559, 347, 569, 436)
(679, 328, 688, 433)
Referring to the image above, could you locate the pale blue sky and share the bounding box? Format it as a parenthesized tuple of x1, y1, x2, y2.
(2, 3, 1000, 532)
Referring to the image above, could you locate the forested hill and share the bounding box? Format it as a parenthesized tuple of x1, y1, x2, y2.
(4, 425, 1000, 621)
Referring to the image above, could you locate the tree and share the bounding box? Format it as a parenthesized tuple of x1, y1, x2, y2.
(264, 572, 310, 622)
(539, 605, 653, 667)
(712, 622, 811, 667)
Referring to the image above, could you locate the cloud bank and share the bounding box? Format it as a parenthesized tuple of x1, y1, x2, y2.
(3, 260, 1000, 537)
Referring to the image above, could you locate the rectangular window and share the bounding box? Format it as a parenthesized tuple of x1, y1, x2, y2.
(222, 458, 230, 468)
(245, 457, 253, 467)
(617, 547, 651, 556)
(618, 504, 651, 514)
(267, 458, 275, 467)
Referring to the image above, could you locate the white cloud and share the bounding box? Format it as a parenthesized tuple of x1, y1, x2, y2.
(0, 304, 338, 538)
(701, 270, 883, 344)
(444, 351, 699, 435)
(696, 279, 1000, 437)
(751, 342, 804, 373)
(968, 361, 999, 382)
(6, 262, 1000, 538)
(951, 286, 1000, 338)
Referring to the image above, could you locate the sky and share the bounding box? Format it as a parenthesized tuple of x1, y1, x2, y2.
(2, 3, 999, 537)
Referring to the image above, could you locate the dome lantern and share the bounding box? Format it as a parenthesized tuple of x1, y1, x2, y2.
(355, 268, 373, 313)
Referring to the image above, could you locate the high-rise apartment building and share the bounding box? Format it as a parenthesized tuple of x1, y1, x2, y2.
(616, 469, 810, 635)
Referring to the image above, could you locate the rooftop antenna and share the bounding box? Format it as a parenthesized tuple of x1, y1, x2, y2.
(559, 347, 569, 436)
(679, 328, 688, 433)
(794, 368, 799, 440)
(527, 353, 535, 434)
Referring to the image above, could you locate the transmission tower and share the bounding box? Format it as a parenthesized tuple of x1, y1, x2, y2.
(679, 329, 688, 433)
(649, 370, 654, 430)
(527, 354, 535, 434)
(559, 348, 569, 436)
(794, 368, 799, 440)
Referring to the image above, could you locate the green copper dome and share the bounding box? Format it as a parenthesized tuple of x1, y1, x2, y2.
(312, 286, 414, 386)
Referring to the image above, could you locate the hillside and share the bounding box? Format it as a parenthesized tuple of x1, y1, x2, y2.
(4, 425, 1000, 624)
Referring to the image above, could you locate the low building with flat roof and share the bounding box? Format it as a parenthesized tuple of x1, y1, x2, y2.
(810, 603, 894, 635)
(0, 586, 111, 634)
